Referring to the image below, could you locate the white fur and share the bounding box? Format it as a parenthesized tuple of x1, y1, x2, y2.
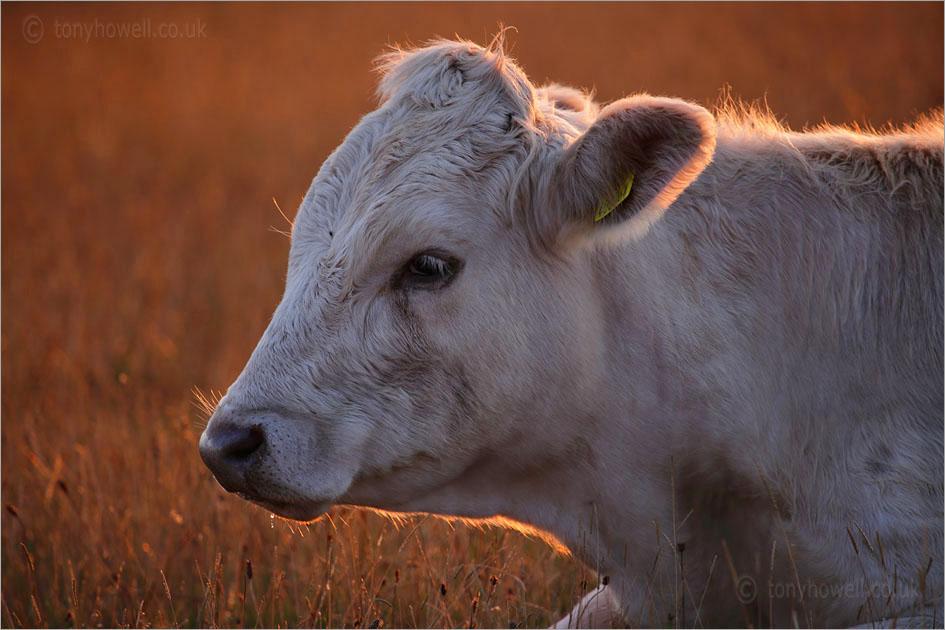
(201, 38, 944, 627)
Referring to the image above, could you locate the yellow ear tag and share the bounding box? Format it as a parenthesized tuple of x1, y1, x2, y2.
(594, 172, 635, 222)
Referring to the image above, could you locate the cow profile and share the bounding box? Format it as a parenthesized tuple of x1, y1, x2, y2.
(200, 37, 944, 627)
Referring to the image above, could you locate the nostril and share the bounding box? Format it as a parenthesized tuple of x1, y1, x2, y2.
(220, 425, 265, 463)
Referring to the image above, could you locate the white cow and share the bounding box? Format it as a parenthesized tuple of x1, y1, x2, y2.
(200, 38, 944, 627)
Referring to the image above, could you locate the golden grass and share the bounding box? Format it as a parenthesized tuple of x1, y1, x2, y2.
(2, 3, 941, 628)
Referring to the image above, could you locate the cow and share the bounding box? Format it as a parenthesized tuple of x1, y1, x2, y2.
(199, 37, 944, 628)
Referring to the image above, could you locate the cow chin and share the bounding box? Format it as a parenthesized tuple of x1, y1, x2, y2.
(337, 450, 483, 515)
(235, 456, 356, 523)
(240, 493, 333, 523)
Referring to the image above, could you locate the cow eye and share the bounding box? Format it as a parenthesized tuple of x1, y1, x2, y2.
(409, 254, 449, 278)
(397, 252, 461, 290)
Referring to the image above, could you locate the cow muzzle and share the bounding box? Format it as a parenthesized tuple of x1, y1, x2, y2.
(199, 413, 266, 495)
(198, 403, 341, 522)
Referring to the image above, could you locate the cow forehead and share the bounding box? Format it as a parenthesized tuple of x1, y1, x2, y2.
(295, 115, 514, 241)
(287, 129, 509, 301)
(289, 40, 590, 286)
(295, 128, 531, 264)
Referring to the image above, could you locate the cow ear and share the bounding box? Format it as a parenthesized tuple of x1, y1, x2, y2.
(544, 96, 716, 247)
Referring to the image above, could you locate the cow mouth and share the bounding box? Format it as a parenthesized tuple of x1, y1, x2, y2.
(237, 493, 332, 523)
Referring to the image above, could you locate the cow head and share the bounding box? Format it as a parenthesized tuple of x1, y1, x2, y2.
(199, 39, 716, 522)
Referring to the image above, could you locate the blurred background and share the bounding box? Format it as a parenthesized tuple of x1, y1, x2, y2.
(2, 3, 942, 628)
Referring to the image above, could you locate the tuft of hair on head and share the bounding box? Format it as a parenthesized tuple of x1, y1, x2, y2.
(372, 30, 537, 119)
(485, 24, 516, 62)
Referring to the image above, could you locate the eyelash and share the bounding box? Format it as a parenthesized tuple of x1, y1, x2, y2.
(409, 254, 450, 278)
(394, 251, 462, 291)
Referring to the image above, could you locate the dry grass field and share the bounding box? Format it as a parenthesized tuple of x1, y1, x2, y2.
(2, 3, 942, 628)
